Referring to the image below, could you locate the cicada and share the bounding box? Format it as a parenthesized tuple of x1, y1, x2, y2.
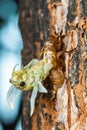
(7, 59, 53, 116)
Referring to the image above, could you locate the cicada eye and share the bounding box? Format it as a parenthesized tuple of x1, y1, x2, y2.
(20, 81, 25, 86)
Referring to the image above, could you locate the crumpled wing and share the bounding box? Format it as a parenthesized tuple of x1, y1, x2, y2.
(23, 59, 38, 69)
(30, 86, 38, 116)
(38, 81, 48, 93)
(7, 86, 22, 109)
(44, 62, 53, 78)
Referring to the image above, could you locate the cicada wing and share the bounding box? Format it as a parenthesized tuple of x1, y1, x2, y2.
(38, 81, 48, 93)
(44, 63, 53, 77)
(7, 86, 22, 109)
(23, 59, 38, 69)
(30, 87, 38, 116)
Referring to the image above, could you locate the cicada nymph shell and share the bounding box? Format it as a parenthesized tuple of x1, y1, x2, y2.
(41, 35, 65, 89)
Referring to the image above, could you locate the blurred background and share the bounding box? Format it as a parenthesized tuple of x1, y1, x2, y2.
(0, 0, 23, 130)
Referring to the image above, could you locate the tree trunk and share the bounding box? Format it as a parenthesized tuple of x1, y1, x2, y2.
(18, 0, 87, 130)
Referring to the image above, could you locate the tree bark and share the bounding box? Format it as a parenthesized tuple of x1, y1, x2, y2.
(18, 0, 87, 130)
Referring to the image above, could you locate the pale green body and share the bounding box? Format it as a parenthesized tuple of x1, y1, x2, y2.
(10, 59, 53, 90)
(7, 59, 53, 116)
(26, 60, 52, 89)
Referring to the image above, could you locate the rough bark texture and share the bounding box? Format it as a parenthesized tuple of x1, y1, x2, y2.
(18, 0, 87, 130)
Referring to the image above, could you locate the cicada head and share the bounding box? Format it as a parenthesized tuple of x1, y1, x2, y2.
(10, 65, 28, 90)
